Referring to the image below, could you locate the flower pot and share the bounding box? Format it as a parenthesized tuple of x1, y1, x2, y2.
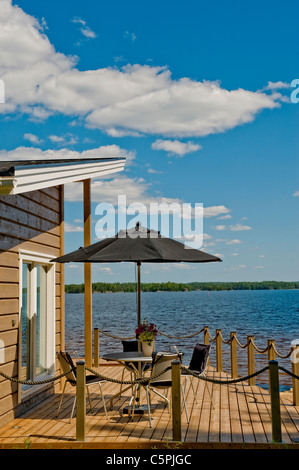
(142, 341, 154, 357)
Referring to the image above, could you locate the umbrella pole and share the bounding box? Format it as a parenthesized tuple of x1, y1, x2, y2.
(137, 261, 141, 327)
(137, 261, 141, 358)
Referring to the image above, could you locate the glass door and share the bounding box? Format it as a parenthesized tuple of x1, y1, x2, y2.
(21, 262, 31, 383)
(20, 257, 55, 392)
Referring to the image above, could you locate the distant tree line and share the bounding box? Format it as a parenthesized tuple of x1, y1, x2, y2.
(65, 281, 299, 294)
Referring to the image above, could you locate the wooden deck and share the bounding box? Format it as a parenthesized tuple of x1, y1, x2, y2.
(0, 363, 298, 449)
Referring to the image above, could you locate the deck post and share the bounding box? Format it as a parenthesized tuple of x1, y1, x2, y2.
(247, 335, 255, 386)
(59, 184, 65, 354)
(268, 339, 276, 361)
(291, 343, 299, 405)
(269, 360, 282, 443)
(59, 185, 65, 392)
(76, 361, 86, 442)
(203, 326, 210, 346)
(268, 339, 276, 391)
(84, 179, 92, 368)
(230, 332, 238, 378)
(204, 326, 210, 366)
(171, 360, 181, 442)
(94, 328, 99, 367)
(216, 329, 222, 372)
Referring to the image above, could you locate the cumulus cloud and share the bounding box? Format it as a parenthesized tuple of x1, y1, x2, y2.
(151, 139, 201, 157)
(263, 81, 290, 90)
(0, 0, 283, 139)
(24, 133, 43, 144)
(203, 206, 231, 217)
(293, 190, 299, 197)
(0, 144, 134, 162)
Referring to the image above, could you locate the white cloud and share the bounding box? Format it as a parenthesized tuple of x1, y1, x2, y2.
(0, 1, 283, 139)
(203, 206, 231, 218)
(226, 239, 242, 245)
(48, 133, 78, 145)
(263, 81, 290, 90)
(147, 167, 163, 174)
(24, 133, 43, 144)
(48, 135, 65, 143)
(217, 214, 232, 220)
(293, 190, 299, 197)
(229, 223, 252, 231)
(106, 128, 143, 138)
(65, 222, 83, 232)
(94, 266, 113, 274)
(0, 144, 134, 163)
(71, 17, 96, 39)
(151, 139, 201, 157)
(124, 31, 136, 42)
(215, 223, 251, 231)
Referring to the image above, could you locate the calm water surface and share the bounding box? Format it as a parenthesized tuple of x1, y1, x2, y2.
(65, 289, 299, 390)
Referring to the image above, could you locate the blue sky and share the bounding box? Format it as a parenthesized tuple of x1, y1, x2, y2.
(1, 0, 298, 284)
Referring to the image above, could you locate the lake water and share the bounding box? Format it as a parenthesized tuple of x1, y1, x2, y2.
(65, 289, 299, 390)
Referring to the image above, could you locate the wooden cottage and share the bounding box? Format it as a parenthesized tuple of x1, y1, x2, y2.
(0, 157, 126, 428)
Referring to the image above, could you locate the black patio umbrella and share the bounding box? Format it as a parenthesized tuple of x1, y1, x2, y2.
(52, 222, 222, 325)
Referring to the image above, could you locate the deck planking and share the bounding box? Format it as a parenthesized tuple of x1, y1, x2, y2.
(0, 363, 298, 448)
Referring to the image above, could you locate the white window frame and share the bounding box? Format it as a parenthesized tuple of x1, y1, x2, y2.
(18, 250, 56, 399)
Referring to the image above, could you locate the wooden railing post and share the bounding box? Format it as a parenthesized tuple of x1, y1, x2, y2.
(204, 326, 210, 366)
(269, 360, 282, 443)
(76, 361, 86, 442)
(230, 332, 238, 378)
(268, 339, 276, 361)
(171, 360, 181, 442)
(94, 328, 99, 368)
(203, 326, 210, 346)
(268, 339, 276, 391)
(216, 329, 223, 372)
(84, 179, 92, 368)
(291, 343, 299, 406)
(247, 335, 255, 386)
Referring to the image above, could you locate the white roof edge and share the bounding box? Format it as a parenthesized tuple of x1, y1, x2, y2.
(0, 158, 126, 195)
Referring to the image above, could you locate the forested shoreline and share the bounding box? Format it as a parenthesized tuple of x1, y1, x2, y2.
(65, 281, 299, 294)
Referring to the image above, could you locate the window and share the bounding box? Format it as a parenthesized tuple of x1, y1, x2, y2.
(19, 252, 55, 393)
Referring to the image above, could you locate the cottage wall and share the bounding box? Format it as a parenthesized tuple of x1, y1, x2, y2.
(0, 186, 64, 428)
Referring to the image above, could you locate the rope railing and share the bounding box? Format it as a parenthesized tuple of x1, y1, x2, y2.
(0, 367, 75, 386)
(157, 328, 204, 339)
(96, 326, 294, 358)
(93, 325, 299, 405)
(1, 356, 298, 444)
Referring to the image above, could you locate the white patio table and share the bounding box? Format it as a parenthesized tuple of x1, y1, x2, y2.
(102, 351, 153, 416)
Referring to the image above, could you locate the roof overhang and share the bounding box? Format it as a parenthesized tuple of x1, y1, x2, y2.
(0, 157, 126, 195)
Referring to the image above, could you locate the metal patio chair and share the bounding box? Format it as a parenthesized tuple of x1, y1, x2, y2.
(181, 343, 213, 405)
(56, 351, 108, 423)
(138, 352, 189, 428)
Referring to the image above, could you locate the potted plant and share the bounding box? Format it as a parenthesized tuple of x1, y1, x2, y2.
(135, 319, 158, 356)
